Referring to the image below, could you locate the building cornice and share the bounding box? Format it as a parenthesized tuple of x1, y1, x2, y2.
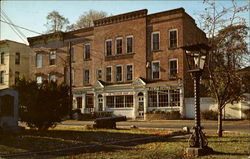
(94, 9, 148, 27)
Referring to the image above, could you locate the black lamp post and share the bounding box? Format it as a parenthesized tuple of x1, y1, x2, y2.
(182, 43, 213, 156)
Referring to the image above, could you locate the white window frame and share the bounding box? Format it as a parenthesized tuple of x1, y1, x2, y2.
(169, 58, 178, 77)
(115, 37, 123, 55)
(106, 66, 112, 82)
(169, 29, 178, 48)
(115, 65, 123, 82)
(126, 35, 133, 54)
(36, 53, 42, 68)
(49, 51, 56, 65)
(97, 68, 102, 80)
(126, 64, 133, 81)
(36, 76, 42, 84)
(84, 43, 90, 60)
(151, 61, 160, 79)
(105, 39, 112, 56)
(151, 31, 160, 51)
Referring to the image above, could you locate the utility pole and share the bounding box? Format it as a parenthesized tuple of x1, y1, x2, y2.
(69, 41, 73, 114)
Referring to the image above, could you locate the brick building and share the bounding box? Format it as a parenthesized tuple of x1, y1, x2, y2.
(28, 8, 207, 119)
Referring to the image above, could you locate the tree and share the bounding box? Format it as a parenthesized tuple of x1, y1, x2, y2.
(199, 0, 249, 137)
(67, 10, 108, 31)
(13, 78, 70, 131)
(45, 10, 69, 33)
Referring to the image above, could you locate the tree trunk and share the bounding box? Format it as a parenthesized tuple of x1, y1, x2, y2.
(217, 107, 223, 137)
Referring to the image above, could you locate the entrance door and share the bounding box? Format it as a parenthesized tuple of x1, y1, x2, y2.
(98, 94, 103, 111)
(137, 92, 144, 118)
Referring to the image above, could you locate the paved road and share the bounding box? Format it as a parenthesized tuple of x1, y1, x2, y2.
(61, 120, 250, 133)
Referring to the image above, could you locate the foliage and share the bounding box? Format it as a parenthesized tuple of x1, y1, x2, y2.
(45, 10, 69, 33)
(13, 78, 70, 130)
(67, 10, 108, 31)
(146, 110, 181, 120)
(201, 110, 218, 120)
(199, 0, 249, 137)
(243, 109, 250, 120)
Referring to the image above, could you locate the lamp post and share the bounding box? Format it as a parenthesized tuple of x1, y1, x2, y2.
(182, 43, 213, 156)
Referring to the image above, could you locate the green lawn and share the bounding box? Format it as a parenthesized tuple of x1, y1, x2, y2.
(0, 126, 249, 159)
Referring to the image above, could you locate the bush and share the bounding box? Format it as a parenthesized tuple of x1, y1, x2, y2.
(146, 110, 181, 120)
(13, 79, 70, 131)
(201, 110, 218, 120)
(244, 109, 250, 120)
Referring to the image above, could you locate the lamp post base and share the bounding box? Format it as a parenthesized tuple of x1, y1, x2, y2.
(186, 146, 213, 157)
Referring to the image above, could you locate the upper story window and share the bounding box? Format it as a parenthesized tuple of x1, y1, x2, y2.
(105, 39, 112, 56)
(84, 69, 90, 84)
(1, 52, 4, 64)
(15, 52, 20, 65)
(116, 38, 122, 55)
(36, 76, 42, 84)
(49, 74, 57, 82)
(152, 61, 160, 79)
(70, 47, 75, 62)
(49, 51, 56, 65)
(152, 32, 160, 51)
(15, 71, 20, 84)
(106, 66, 112, 82)
(169, 59, 178, 78)
(0, 71, 5, 84)
(36, 54, 42, 67)
(126, 36, 133, 54)
(126, 64, 133, 81)
(169, 29, 177, 48)
(97, 69, 102, 80)
(116, 65, 122, 82)
(84, 44, 90, 60)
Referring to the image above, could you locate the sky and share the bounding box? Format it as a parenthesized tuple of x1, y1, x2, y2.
(0, 0, 249, 45)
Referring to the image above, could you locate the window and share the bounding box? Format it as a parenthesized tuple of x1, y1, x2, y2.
(105, 39, 112, 56)
(97, 69, 102, 80)
(76, 97, 82, 109)
(126, 64, 133, 81)
(116, 38, 122, 55)
(71, 47, 75, 62)
(0, 71, 4, 84)
(169, 59, 177, 78)
(15, 52, 20, 65)
(84, 44, 90, 60)
(36, 54, 42, 67)
(148, 89, 180, 107)
(152, 32, 160, 51)
(36, 76, 42, 84)
(126, 36, 133, 53)
(84, 69, 90, 84)
(0, 52, 4, 64)
(116, 65, 122, 82)
(106, 66, 112, 82)
(86, 94, 94, 108)
(152, 61, 160, 79)
(49, 51, 56, 65)
(169, 29, 177, 48)
(49, 74, 56, 82)
(106, 95, 133, 108)
(15, 71, 20, 84)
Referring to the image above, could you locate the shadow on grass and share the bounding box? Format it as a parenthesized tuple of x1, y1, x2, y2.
(212, 151, 249, 156)
(0, 128, 181, 158)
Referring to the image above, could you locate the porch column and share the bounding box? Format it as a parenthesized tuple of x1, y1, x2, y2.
(144, 90, 148, 120)
(93, 92, 97, 112)
(103, 94, 106, 111)
(133, 91, 137, 120)
(82, 93, 86, 113)
(179, 86, 185, 118)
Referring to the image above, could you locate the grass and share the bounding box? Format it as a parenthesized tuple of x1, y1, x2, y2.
(0, 126, 249, 159)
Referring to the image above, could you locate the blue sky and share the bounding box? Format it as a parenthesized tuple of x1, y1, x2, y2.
(0, 0, 249, 44)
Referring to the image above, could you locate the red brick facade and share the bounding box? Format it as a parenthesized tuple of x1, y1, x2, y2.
(28, 8, 207, 119)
